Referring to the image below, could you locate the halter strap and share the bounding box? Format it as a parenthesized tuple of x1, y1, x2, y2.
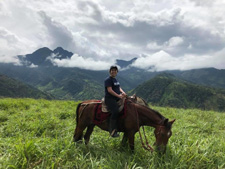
(154, 125, 166, 135)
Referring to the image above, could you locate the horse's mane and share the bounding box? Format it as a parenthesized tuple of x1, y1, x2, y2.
(140, 103, 165, 121)
(127, 95, 165, 121)
(140, 105, 173, 129)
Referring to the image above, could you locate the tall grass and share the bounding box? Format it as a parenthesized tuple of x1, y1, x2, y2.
(0, 98, 224, 168)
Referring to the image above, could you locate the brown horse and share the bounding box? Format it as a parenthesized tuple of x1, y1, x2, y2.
(73, 97, 175, 153)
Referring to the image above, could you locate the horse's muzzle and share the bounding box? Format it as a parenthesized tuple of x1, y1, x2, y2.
(156, 145, 166, 154)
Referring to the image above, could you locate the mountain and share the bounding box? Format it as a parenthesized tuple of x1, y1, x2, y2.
(18, 47, 138, 69)
(15, 46, 225, 90)
(17, 47, 73, 67)
(1, 47, 225, 108)
(0, 64, 107, 100)
(116, 58, 137, 68)
(53, 47, 73, 59)
(119, 67, 225, 90)
(0, 74, 53, 99)
(1, 61, 225, 106)
(171, 68, 225, 89)
(130, 73, 225, 111)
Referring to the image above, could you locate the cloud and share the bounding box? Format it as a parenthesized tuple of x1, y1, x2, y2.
(0, 27, 25, 64)
(39, 11, 76, 51)
(132, 50, 174, 70)
(0, 0, 225, 70)
(52, 54, 113, 70)
(167, 36, 184, 47)
(210, 48, 225, 69)
(147, 42, 162, 50)
(132, 49, 225, 71)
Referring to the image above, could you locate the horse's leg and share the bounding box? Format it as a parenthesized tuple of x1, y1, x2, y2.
(84, 124, 95, 145)
(73, 124, 86, 143)
(127, 131, 135, 151)
(121, 132, 128, 147)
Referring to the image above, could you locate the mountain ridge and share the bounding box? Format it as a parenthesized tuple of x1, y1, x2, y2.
(15, 46, 225, 90)
(130, 73, 225, 111)
(0, 74, 53, 99)
(1, 47, 225, 112)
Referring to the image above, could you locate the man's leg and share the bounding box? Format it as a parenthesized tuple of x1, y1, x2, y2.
(105, 97, 120, 137)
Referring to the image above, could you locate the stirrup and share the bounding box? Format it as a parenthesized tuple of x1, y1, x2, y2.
(110, 129, 119, 137)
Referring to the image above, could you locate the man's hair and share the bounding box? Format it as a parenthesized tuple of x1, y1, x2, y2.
(109, 65, 118, 72)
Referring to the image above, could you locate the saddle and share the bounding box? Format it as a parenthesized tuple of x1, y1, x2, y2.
(93, 98, 127, 125)
(101, 98, 125, 112)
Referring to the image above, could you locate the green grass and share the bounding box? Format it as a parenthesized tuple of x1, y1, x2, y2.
(0, 98, 224, 169)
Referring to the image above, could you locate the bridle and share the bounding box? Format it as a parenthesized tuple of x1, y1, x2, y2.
(133, 103, 165, 152)
(155, 125, 165, 136)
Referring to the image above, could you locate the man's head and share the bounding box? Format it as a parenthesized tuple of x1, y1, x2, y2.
(109, 66, 118, 72)
(109, 66, 118, 77)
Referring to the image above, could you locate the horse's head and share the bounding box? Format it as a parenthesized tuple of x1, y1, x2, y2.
(154, 119, 176, 153)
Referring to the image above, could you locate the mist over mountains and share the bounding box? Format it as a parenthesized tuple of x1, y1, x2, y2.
(1, 47, 225, 111)
(16, 47, 138, 69)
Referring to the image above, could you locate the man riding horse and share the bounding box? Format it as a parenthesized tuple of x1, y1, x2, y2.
(73, 66, 176, 153)
(104, 65, 127, 137)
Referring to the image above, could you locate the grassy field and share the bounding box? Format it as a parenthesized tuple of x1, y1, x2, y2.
(0, 98, 224, 169)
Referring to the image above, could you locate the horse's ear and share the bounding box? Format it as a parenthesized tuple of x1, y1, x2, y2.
(169, 119, 176, 125)
(164, 119, 168, 125)
(132, 94, 137, 102)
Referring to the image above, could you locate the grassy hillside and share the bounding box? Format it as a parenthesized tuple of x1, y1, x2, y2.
(0, 64, 106, 100)
(131, 73, 225, 111)
(0, 98, 224, 168)
(1, 63, 225, 102)
(0, 74, 53, 100)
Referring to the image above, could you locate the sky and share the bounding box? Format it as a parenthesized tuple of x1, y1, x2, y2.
(0, 0, 225, 71)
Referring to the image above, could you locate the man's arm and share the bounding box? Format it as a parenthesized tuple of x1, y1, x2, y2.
(107, 87, 123, 99)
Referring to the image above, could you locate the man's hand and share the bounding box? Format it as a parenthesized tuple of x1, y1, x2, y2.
(121, 92, 127, 98)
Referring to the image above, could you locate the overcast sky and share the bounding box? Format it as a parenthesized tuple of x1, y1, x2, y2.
(1, 0, 225, 71)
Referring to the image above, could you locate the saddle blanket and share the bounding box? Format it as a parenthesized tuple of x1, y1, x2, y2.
(93, 101, 127, 125)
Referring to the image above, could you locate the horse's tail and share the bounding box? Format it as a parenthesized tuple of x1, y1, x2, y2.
(76, 102, 82, 124)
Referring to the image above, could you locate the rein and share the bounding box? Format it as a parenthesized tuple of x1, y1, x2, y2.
(134, 104, 154, 152)
(133, 103, 166, 152)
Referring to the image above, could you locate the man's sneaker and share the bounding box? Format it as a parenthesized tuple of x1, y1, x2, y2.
(110, 129, 119, 137)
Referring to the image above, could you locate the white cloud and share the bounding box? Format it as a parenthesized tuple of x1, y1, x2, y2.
(39, 11, 76, 51)
(166, 36, 184, 47)
(0, 0, 225, 70)
(52, 54, 113, 70)
(0, 54, 21, 65)
(210, 48, 225, 69)
(132, 49, 225, 71)
(0, 27, 28, 64)
(147, 42, 162, 50)
(29, 63, 38, 68)
(132, 50, 174, 70)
